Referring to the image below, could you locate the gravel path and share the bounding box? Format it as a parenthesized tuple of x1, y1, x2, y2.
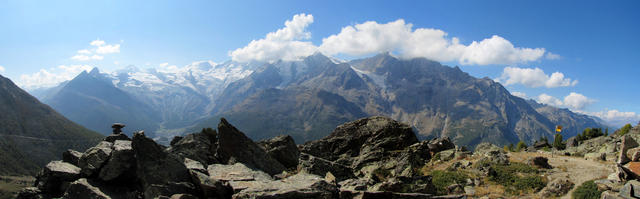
(510, 152, 614, 199)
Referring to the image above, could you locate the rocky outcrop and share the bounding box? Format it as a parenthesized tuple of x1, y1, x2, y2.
(34, 161, 81, 197)
(526, 156, 552, 169)
(78, 141, 113, 176)
(258, 135, 300, 170)
(167, 128, 219, 165)
(21, 117, 463, 199)
(473, 143, 509, 165)
(217, 118, 286, 175)
(98, 140, 134, 181)
(539, 178, 573, 197)
(131, 131, 194, 198)
(618, 135, 639, 164)
(301, 116, 418, 170)
(62, 149, 83, 166)
(298, 153, 356, 182)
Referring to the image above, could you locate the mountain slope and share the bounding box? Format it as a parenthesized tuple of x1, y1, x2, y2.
(526, 99, 604, 136)
(196, 53, 602, 147)
(44, 68, 161, 136)
(0, 75, 103, 175)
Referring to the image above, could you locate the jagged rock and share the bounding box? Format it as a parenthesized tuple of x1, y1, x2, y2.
(619, 180, 640, 198)
(473, 142, 505, 156)
(78, 141, 113, 176)
(600, 190, 623, 199)
(339, 179, 371, 191)
(613, 164, 640, 182)
(34, 160, 81, 197)
(189, 170, 233, 199)
(427, 137, 455, 154)
(184, 158, 207, 173)
(566, 136, 578, 148)
(445, 184, 464, 195)
(474, 143, 509, 165)
(216, 118, 286, 175)
(526, 156, 552, 169)
(369, 176, 436, 195)
(63, 178, 109, 199)
(16, 187, 44, 199)
(618, 135, 639, 164)
(167, 128, 218, 166)
(258, 135, 300, 169)
(627, 147, 640, 162)
(300, 116, 418, 171)
(170, 136, 184, 146)
(170, 194, 199, 199)
(298, 153, 355, 182)
(231, 172, 338, 199)
(208, 163, 274, 192)
(595, 179, 623, 192)
(63, 149, 83, 166)
(585, 152, 607, 161)
(436, 149, 455, 161)
(131, 132, 194, 198)
(448, 160, 472, 171)
(144, 182, 198, 199)
(104, 133, 131, 143)
(99, 140, 134, 181)
(384, 141, 432, 178)
(539, 178, 574, 197)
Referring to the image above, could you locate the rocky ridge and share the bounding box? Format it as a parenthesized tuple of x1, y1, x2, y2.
(16, 116, 476, 199)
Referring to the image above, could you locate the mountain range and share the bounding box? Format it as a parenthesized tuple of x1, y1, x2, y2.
(30, 53, 606, 147)
(0, 74, 102, 175)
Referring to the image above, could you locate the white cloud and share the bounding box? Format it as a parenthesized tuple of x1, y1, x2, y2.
(497, 67, 578, 88)
(580, 109, 640, 127)
(563, 92, 595, 110)
(230, 13, 317, 63)
(318, 19, 546, 65)
(71, 40, 120, 61)
(90, 39, 105, 46)
(0, 65, 5, 73)
(545, 52, 561, 60)
(96, 44, 120, 54)
(18, 65, 93, 90)
(511, 91, 528, 99)
(537, 93, 564, 107)
(536, 92, 595, 110)
(77, 49, 91, 54)
(157, 62, 180, 73)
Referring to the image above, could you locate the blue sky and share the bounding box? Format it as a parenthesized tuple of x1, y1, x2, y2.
(0, 0, 638, 126)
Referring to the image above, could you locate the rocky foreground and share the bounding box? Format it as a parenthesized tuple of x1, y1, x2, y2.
(15, 116, 469, 199)
(15, 116, 640, 199)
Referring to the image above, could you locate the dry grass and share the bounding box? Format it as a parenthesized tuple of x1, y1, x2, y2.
(0, 175, 34, 199)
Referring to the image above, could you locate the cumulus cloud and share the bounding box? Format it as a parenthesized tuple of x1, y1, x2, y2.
(536, 92, 595, 110)
(537, 93, 564, 107)
(497, 67, 578, 88)
(96, 44, 120, 54)
(580, 109, 640, 127)
(0, 65, 5, 73)
(18, 65, 93, 90)
(318, 19, 546, 65)
(563, 92, 595, 110)
(510, 91, 528, 99)
(157, 62, 180, 73)
(71, 39, 120, 61)
(90, 40, 105, 46)
(230, 13, 317, 63)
